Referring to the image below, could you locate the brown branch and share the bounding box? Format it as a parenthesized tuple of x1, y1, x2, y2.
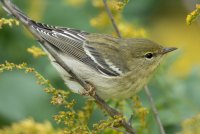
(93, 94, 136, 134)
(144, 86, 166, 134)
(102, 0, 122, 38)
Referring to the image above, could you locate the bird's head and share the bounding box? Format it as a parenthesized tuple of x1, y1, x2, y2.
(122, 38, 177, 74)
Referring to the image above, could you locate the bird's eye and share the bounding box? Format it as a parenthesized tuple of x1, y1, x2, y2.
(145, 53, 153, 59)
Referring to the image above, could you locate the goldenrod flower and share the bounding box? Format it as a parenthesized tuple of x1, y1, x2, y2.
(27, 46, 46, 58)
(186, 4, 200, 25)
(0, 18, 19, 28)
(178, 113, 200, 134)
(90, 11, 111, 27)
(0, 118, 62, 134)
(64, 0, 86, 7)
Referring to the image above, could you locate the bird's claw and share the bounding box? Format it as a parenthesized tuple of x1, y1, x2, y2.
(82, 82, 96, 97)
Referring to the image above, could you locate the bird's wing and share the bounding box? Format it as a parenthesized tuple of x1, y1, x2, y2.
(30, 21, 125, 76)
(84, 34, 130, 75)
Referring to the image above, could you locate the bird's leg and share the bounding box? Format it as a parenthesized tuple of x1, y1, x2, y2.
(82, 81, 96, 97)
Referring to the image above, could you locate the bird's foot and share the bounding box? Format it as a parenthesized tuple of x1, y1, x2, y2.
(82, 82, 96, 97)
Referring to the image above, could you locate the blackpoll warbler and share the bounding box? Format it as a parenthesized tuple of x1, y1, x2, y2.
(1, 0, 177, 99)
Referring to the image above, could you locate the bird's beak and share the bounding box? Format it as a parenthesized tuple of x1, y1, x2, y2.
(161, 47, 177, 54)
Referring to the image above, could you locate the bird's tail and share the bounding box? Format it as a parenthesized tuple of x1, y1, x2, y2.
(0, 0, 31, 26)
(0, 0, 47, 42)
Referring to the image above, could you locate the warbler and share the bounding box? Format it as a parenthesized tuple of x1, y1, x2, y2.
(1, 0, 177, 99)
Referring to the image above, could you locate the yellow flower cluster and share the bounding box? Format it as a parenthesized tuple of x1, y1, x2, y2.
(0, 18, 19, 29)
(53, 100, 96, 133)
(0, 61, 55, 89)
(0, 118, 62, 134)
(54, 111, 76, 126)
(77, 101, 94, 124)
(90, 11, 114, 28)
(93, 115, 124, 133)
(0, 61, 29, 73)
(90, 0, 146, 38)
(186, 4, 200, 25)
(0, 61, 94, 133)
(132, 96, 149, 127)
(114, 0, 129, 11)
(64, 0, 86, 7)
(118, 22, 147, 38)
(92, 0, 128, 11)
(90, 0, 124, 28)
(177, 113, 200, 134)
(27, 46, 46, 58)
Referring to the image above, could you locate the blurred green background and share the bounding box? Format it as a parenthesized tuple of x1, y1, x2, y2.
(0, 0, 200, 134)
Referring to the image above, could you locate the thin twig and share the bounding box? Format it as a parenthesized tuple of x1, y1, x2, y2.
(102, 0, 122, 38)
(144, 86, 166, 134)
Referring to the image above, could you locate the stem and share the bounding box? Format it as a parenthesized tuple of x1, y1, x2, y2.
(94, 94, 136, 134)
(102, 0, 122, 38)
(144, 86, 166, 134)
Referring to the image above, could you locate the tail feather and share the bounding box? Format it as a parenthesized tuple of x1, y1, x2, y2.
(0, 0, 30, 25)
(0, 0, 47, 42)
